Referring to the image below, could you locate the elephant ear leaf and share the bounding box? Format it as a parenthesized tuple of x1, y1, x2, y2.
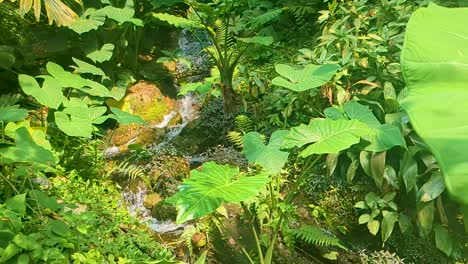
(282, 119, 371, 157)
(0, 127, 55, 165)
(167, 162, 271, 223)
(401, 3, 468, 204)
(272, 64, 340, 92)
(243, 130, 289, 175)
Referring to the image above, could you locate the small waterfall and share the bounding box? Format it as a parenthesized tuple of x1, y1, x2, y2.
(120, 29, 209, 236)
(121, 93, 199, 234)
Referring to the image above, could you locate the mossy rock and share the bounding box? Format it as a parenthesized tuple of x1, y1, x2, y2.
(106, 81, 178, 149)
(149, 155, 190, 197)
(151, 201, 177, 221)
(143, 193, 162, 209)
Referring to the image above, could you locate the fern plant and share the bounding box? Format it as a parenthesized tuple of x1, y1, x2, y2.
(291, 225, 346, 250)
(227, 114, 256, 148)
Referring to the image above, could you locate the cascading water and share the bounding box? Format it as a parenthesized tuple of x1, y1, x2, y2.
(120, 29, 210, 235)
(120, 93, 198, 234)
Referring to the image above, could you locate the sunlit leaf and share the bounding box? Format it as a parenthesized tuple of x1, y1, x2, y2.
(401, 3, 468, 204)
(283, 119, 371, 157)
(0, 127, 56, 165)
(167, 162, 271, 223)
(243, 130, 289, 175)
(272, 64, 340, 92)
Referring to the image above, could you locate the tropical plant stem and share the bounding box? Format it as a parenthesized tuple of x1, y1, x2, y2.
(264, 154, 324, 263)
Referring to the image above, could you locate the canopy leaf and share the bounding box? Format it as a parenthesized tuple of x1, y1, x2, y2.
(400, 3, 468, 204)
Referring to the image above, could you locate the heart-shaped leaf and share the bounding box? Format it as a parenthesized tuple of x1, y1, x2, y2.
(283, 119, 371, 157)
(272, 64, 340, 92)
(401, 3, 468, 204)
(243, 130, 289, 175)
(0, 127, 55, 165)
(167, 162, 271, 223)
(19, 74, 63, 109)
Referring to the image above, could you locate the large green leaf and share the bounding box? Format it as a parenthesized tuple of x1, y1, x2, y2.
(343, 102, 405, 152)
(54, 111, 94, 138)
(102, 1, 134, 24)
(243, 130, 289, 175)
(0, 127, 56, 165)
(18, 74, 63, 109)
(283, 119, 371, 157)
(151, 13, 201, 28)
(167, 162, 271, 223)
(0, 106, 28, 122)
(272, 64, 340, 92)
(5, 194, 26, 215)
(68, 8, 107, 34)
(400, 3, 468, 204)
(71, 58, 106, 77)
(86, 43, 115, 63)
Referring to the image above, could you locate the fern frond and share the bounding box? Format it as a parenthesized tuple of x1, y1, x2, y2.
(115, 161, 146, 181)
(287, 5, 316, 26)
(214, 19, 236, 50)
(292, 225, 346, 250)
(249, 8, 284, 29)
(235, 115, 254, 133)
(227, 131, 244, 148)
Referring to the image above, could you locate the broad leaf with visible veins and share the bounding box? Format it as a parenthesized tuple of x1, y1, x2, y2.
(343, 102, 406, 152)
(272, 64, 340, 92)
(18, 75, 63, 109)
(243, 130, 289, 175)
(167, 162, 271, 223)
(400, 3, 468, 204)
(283, 119, 371, 157)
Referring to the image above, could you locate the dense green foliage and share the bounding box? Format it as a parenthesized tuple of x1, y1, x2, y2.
(1, 0, 467, 263)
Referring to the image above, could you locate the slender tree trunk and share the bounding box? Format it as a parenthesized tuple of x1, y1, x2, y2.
(221, 72, 237, 113)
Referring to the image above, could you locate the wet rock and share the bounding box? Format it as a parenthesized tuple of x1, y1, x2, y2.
(149, 155, 190, 197)
(172, 98, 235, 155)
(177, 29, 212, 82)
(152, 201, 178, 221)
(143, 193, 162, 210)
(106, 81, 178, 152)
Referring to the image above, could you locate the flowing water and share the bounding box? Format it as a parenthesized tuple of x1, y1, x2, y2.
(121, 93, 198, 234)
(120, 29, 209, 236)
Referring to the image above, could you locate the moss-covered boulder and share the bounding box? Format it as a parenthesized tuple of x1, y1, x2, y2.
(106, 81, 179, 152)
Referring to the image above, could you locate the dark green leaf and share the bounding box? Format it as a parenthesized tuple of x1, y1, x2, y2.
(381, 211, 398, 245)
(434, 225, 452, 256)
(6, 194, 26, 215)
(417, 171, 445, 202)
(0, 106, 28, 122)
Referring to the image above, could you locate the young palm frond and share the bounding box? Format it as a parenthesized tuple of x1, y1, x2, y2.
(292, 225, 347, 250)
(3, 0, 81, 26)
